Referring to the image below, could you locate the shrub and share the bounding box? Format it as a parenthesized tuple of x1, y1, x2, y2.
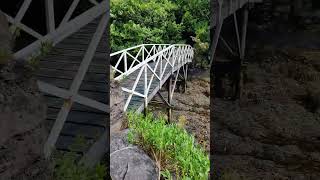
(127, 112, 209, 180)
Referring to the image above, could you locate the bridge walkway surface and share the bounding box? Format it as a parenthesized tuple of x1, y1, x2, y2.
(1, 0, 109, 165)
(37, 16, 108, 155)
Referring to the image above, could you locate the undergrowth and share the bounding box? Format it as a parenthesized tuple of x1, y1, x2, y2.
(127, 112, 209, 180)
(53, 136, 107, 180)
(27, 41, 53, 72)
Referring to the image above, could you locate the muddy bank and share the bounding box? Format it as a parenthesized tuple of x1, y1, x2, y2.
(149, 69, 210, 152)
(212, 27, 320, 179)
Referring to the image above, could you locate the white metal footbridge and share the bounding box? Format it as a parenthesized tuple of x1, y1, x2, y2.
(0, 0, 109, 167)
(111, 44, 193, 114)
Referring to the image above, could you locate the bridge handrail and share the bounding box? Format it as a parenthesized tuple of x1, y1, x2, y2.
(111, 44, 193, 81)
(111, 44, 193, 111)
(0, 0, 108, 59)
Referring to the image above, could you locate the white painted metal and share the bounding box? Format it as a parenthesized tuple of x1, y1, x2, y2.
(43, 13, 109, 158)
(0, 0, 107, 59)
(111, 44, 193, 112)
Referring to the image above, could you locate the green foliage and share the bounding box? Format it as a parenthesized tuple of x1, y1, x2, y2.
(192, 36, 210, 68)
(27, 41, 53, 71)
(127, 112, 210, 180)
(9, 25, 21, 40)
(111, 0, 210, 68)
(111, 0, 183, 51)
(53, 136, 107, 180)
(53, 152, 106, 180)
(174, 0, 210, 42)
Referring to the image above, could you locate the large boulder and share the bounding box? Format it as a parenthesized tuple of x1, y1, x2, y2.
(110, 130, 158, 180)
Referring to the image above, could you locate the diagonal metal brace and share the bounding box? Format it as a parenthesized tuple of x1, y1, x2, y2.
(156, 91, 174, 108)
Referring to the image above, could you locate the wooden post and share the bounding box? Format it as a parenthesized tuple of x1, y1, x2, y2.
(167, 75, 172, 123)
(238, 5, 249, 100)
(184, 64, 188, 92)
(240, 6, 249, 60)
(209, 0, 224, 68)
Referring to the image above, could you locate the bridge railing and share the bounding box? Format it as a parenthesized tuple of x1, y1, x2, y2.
(111, 44, 194, 111)
(0, 0, 107, 59)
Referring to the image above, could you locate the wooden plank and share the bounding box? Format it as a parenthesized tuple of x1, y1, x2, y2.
(37, 69, 106, 83)
(46, 119, 105, 139)
(55, 135, 95, 152)
(44, 95, 107, 114)
(38, 76, 107, 93)
(39, 60, 107, 73)
(47, 108, 106, 127)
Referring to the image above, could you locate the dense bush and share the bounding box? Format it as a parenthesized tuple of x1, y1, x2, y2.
(127, 112, 210, 180)
(111, 0, 183, 51)
(111, 0, 210, 67)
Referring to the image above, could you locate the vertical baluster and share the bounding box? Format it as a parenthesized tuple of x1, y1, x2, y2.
(124, 52, 128, 72)
(45, 0, 55, 33)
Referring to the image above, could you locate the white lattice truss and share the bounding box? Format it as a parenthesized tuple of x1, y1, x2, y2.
(1, 0, 107, 59)
(111, 44, 194, 112)
(1, 0, 109, 158)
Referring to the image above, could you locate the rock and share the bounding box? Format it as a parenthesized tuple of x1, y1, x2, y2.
(110, 74, 126, 133)
(110, 130, 158, 180)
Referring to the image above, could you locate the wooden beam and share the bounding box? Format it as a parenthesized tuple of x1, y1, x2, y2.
(209, 1, 224, 68)
(43, 13, 108, 158)
(59, 0, 81, 27)
(240, 6, 249, 60)
(15, 0, 32, 23)
(14, 0, 108, 59)
(220, 36, 237, 56)
(45, 0, 55, 33)
(233, 12, 241, 56)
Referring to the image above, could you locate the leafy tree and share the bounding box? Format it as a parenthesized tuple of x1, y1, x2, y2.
(111, 0, 210, 68)
(111, 0, 183, 51)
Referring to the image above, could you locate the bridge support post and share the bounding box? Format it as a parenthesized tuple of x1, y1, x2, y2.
(184, 64, 188, 92)
(238, 5, 249, 100)
(167, 74, 173, 123)
(209, 0, 223, 68)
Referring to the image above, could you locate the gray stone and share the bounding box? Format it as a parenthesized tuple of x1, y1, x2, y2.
(110, 130, 158, 180)
(110, 77, 126, 133)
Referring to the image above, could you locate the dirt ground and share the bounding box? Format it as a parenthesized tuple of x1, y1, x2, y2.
(149, 70, 211, 152)
(212, 25, 320, 179)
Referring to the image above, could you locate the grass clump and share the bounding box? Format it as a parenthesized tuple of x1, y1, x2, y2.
(53, 152, 106, 180)
(27, 41, 53, 72)
(53, 136, 107, 180)
(127, 112, 209, 180)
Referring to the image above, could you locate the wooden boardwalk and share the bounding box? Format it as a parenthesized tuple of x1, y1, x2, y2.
(37, 15, 108, 154)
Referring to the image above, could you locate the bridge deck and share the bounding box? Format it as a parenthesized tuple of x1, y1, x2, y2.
(211, 0, 262, 28)
(120, 61, 172, 112)
(37, 16, 108, 154)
